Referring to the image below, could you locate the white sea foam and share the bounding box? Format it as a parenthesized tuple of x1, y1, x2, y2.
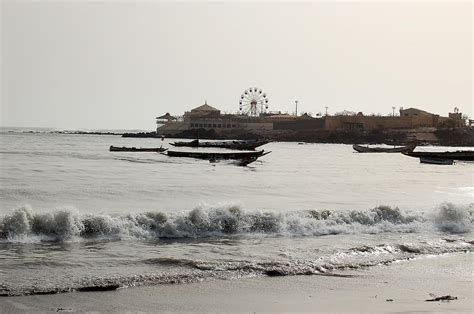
(0, 203, 472, 243)
(433, 202, 473, 233)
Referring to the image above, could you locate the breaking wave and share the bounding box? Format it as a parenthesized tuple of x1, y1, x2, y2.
(434, 203, 472, 233)
(0, 203, 472, 242)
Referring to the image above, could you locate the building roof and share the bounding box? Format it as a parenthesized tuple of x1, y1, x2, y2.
(191, 101, 220, 112)
(156, 112, 177, 120)
(298, 113, 315, 120)
(400, 108, 433, 115)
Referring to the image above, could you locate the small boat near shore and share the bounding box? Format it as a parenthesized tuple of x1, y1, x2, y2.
(402, 150, 474, 161)
(169, 139, 199, 147)
(163, 149, 271, 161)
(109, 146, 167, 152)
(170, 139, 270, 150)
(419, 157, 454, 165)
(352, 144, 416, 153)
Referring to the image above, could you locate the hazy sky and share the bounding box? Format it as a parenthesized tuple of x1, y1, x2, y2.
(1, 1, 472, 130)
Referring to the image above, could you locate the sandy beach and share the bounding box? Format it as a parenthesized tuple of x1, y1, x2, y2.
(1, 252, 471, 313)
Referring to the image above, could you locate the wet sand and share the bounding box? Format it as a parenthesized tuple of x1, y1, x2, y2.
(2, 252, 472, 313)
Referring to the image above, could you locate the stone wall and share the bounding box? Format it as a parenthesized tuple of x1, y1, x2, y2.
(273, 119, 325, 130)
(324, 115, 437, 131)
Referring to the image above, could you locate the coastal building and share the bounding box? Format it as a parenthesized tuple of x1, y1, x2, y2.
(325, 108, 441, 131)
(157, 101, 275, 136)
(156, 103, 467, 136)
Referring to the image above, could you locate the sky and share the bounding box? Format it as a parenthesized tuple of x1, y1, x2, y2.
(1, 1, 472, 130)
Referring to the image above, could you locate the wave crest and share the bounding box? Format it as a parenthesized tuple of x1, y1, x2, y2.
(0, 203, 472, 242)
(434, 203, 473, 233)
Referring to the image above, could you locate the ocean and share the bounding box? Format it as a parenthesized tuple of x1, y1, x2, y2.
(0, 129, 472, 296)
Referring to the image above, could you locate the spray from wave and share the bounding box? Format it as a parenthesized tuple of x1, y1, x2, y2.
(434, 202, 472, 233)
(0, 203, 472, 242)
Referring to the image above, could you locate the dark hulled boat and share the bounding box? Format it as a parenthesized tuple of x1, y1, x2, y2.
(402, 150, 474, 161)
(170, 139, 270, 150)
(169, 139, 200, 147)
(419, 157, 454, 165)
(164, 149, 271, 160)
(352, 144, 416, 153)
(109, 146, 167, 152)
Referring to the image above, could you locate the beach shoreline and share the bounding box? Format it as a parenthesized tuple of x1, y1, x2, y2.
(1, 252, 471, 313)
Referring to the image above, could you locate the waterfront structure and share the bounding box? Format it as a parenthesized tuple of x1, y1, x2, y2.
(325, 108, 446, 131)
(157, 101, 275, 136)
(156, 103, 467, 137)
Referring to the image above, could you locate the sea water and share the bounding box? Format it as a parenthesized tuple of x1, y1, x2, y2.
(0, 129, 472, 295)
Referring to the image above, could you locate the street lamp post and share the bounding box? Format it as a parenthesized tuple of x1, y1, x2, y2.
(392, 106, 395, 116)
(325, 106, 328, 116)
(295, 100, 298, 116)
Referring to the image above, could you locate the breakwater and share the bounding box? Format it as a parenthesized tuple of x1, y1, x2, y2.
(123, 128, 474, 146)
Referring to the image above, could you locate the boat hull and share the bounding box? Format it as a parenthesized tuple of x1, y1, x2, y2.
(169, 139, 199, 147)
(170, 139, 270, 150)
(165, 150, 270, 160)
(109, 146, 167, 152)
(419, 157, 454, 165)
(353, 144, 416, 153)
(403, 151, 474, 161)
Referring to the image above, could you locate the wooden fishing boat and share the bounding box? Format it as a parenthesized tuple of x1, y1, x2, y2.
(402, 150, 474, 161)
(170, 139, 270, 150)
(169, 139, 199, 147)
(109, 146, 167, 152)
(419, 157, 454, 165)
(164, 149, 271, 160)
(352, 144, 416, 153)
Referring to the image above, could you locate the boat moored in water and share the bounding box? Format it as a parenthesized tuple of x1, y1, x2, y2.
(402, 150, 474, 161)
(169, 139, 199, 147)
(109, 146, 167, 152)
(170, 139, 270, 150)
(163, 149, 271, 160)
(352, 144, 416, 153)
(419, 157, 454, 165)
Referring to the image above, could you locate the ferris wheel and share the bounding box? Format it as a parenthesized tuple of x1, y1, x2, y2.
(239, 87, 269, 117)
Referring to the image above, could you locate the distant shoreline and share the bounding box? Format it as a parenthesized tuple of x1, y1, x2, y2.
(2, 128, 473, 146)
(121, 128, 474, 147)
(6, 130, 124, 135)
